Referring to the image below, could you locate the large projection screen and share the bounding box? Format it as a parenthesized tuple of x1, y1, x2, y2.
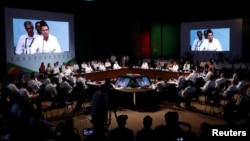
(4, 7, 75, 74)
(180, 19, 243, 61)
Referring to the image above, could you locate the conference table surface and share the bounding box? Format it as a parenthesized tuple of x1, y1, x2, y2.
(74, 67, 189, 82)
(80, 67, 189, 110)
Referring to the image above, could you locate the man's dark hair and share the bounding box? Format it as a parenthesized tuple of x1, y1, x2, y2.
(206, 29, 213, 34)
(39, 20, 49, 29)
(24, 21, 33, 27)
(35, 21, 40, 25)
(197, 30, 202, 35)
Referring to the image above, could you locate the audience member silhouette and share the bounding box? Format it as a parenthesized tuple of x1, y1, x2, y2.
(154, 111, 196, 141)
(90, 84, 109, 141)
(136, 115, 155, 141)
(28, 109, 56, 141)
(16, 73, 26, 89)
(55, 117, 81, 141)
(107, 114, 135, 141)
(198, 122, 213, 141)
(0, 89, 12, 118)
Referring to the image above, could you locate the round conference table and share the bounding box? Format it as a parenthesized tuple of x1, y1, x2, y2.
(79, 67, 189, 110)
(113, 86, 154, 109)
(74, 67, 189, 81)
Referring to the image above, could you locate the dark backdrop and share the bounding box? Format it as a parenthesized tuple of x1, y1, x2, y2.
(1, 0, 250, 83)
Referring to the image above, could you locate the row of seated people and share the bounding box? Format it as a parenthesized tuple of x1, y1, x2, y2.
(171, 69, 249, 108)
(86, 110, 250, 141)
(162, 71, 250, 124)
(86, 111, 197, 141)
(1, 88, 249, 141)
(3, 89, 247, 141)
(3, 72, 91, 117)
(0, 87, 82, 141)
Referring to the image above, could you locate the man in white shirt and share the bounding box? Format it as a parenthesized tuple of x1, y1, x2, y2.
(99, 62, 106, 71)
(186, 70, 199, 84)
(141, 60, 149, 69)
(31, 20, 61, 54)
(191, 30, 204, 51)
(113, 61, 121, 70)
(169, 61, 179, 72)
(199, 29, 223, 51)
(76, 75, 88, 89)
(81, 61, 87, 72)
(215, 73, 227, 89)
(60, 77, 73, 94)
(201, 75, 216, 93)
(19, 82, 39, 102)
(58, 68, 65, 84)
(52, 62, 60, 77)
(104, 59, 112, 69)
(35, 21, 42, 36)
(237, 76, 247, 94)
(27, 74, 42, 94)
(68, 72, 77, 87)
(64, 65, 72, 77)
(182, 60, 191, 72)
(85, 63, 93, 73)
(176, 72, 186, 89)
(152, 76, 166, 94)
(15, 21, 38, 55)
(7, 77, 19, 93)
(73, 62, 80, 73)
(204, 68, 214, 82)
(45, 77, 58, 98)
(176, 80, 196, 107)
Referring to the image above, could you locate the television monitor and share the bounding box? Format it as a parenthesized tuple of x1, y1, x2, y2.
(180, 19, 243, 61)
(190, 28, 230, 51)
(114, 76, 131, 87)
(4, 7, 75, 74)
(135, 75, 151, 87)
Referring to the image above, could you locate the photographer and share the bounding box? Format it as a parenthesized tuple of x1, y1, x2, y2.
(90, 83, 109, 141)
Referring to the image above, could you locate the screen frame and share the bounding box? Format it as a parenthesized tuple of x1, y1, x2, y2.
(13, 18, 70, 53)
(180, 19, 243, 61)
(4, 7, 75, 73)
(114, 76, 131, 87)
(190, 28, 230, 51)
(135, 75, 152, 87)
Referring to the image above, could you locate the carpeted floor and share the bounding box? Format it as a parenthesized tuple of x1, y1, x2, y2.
(47, 96, 227, 140)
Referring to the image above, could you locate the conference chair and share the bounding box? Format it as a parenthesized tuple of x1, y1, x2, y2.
(55, 88, 75, 118)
